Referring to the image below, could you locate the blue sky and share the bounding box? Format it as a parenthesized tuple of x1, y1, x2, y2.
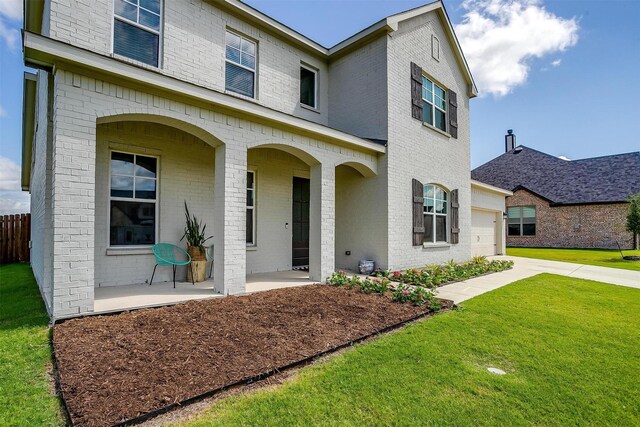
(0, 0, 639, 213)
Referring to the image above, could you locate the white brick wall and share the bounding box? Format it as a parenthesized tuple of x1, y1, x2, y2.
(385, 12, 472, 269)
(328, 36, 388, 141)
(48, 0, 330, 126)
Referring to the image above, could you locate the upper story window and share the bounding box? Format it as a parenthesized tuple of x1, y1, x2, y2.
(508, 206, 536, 236)
(113, 0, 162, 67)
(110, 151, 158, 246)
(422, 76, 447, 132)
(424, 184, 448, 243)
(225, 31, 257, 98)
(300, 65, 317, 109)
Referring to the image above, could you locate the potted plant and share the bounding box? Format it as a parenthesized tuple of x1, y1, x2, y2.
(181, 201, 212, 282)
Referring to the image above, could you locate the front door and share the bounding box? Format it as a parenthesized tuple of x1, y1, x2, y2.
(292, 177, 310, 268)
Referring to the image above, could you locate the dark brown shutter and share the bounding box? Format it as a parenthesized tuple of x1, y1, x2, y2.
(450, 189, 460, 244)
(412, 178, 424, 246)
(447, 89, 458, 139)
(410, 62, 423, 120)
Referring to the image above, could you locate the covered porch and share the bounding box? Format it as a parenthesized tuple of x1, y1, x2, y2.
(94, 270, 314, 314)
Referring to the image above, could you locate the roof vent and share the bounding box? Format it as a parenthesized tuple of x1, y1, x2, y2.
(513, 146, 523, 154)
(505, 129, 516, 152)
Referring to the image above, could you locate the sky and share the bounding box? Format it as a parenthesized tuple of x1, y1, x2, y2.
(0, 0, 639, 214)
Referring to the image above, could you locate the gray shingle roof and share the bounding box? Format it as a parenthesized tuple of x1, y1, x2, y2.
(471, 146, 640, 205)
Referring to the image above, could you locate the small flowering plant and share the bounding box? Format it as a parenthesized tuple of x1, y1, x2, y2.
(327, 270, 349, 287)
(392, 284, 440, 308)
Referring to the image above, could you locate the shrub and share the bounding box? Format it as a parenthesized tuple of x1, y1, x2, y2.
(392, 284, 440, 308)
(327, 271, 349, 286)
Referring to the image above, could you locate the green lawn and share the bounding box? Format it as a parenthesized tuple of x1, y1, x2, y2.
(181, 274, 640, 426)
(507, 247, 640, 271)
(0, 263, 63, 426)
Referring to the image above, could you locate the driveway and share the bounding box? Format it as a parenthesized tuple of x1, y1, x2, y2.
(437, 256, 640, 304)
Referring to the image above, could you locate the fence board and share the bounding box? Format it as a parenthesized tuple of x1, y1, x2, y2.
(0, 213, 30, 264)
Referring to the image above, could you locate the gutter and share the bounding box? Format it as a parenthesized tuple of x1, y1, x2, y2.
(23, 31, 386, 156)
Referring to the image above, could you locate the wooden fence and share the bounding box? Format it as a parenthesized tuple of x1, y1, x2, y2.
(0, 214, 31, 264)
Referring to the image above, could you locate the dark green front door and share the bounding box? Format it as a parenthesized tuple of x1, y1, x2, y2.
(292, 177, 310, 267)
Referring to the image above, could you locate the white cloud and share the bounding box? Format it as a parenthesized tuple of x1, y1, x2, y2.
(0, 17, 19, 50)
(0, 104, 6, 117)
(0, 156, 21, 190)
(0, 157, 29, 214)
(551, 58, 562, 67)
(0, 0, 22, 21)
(455, 0, 579, 97)
(0, 191, 29, 215)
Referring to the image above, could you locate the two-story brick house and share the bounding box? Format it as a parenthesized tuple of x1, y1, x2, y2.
(21, 0, 477, 318)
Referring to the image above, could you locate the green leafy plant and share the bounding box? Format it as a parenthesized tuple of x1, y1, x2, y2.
(327, 270, 350, 286)
(626, 193, 640, 249)
(391, 284, 439, 308)
(471, 255, 487, 265)
(180, 201, 212, 253)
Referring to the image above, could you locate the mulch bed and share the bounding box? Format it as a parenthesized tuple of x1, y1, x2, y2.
(53, 284, 451, 427)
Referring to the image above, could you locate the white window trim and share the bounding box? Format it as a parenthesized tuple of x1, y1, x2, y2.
(422, 75, 447, 133)
(246, 169, 257, 246)
(423, 184, 448, 244)
(299, 63, 318, 110)
(507, 205, 537, 237)
(108, 150, 159, 249)
(225, 29, 258, 99)
(111, 0, 163, 68)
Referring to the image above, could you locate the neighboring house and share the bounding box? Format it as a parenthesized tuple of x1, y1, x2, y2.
(472, 140, 640, 250)
(21, 0, 480, 318)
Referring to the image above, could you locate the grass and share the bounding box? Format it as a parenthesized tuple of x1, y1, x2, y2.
(0, 263, 63, 426)
(507, 247, 640, 271)
(180, 274, 640, 426)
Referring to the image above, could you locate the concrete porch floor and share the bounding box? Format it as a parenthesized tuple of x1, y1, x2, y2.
(94, 270, 316, 314)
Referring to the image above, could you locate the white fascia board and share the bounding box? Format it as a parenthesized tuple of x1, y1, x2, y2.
(23, 32, 385, 155)
(471, 180, 513, 196)
(217, 0, 329, 55)
(328, 19, 394, 56)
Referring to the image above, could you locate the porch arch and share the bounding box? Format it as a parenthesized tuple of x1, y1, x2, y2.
(334, 160, 377, 178)
(247, 142, 320, 166)
(96, 110, 223, 148)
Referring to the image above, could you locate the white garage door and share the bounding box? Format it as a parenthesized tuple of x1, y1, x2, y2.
(472, 209, 497, 256)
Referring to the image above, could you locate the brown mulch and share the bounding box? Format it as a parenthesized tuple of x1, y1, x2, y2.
(53, 285, 450, 427)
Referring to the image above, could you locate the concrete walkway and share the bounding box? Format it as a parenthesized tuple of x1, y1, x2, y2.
(437, 256, 640, 304)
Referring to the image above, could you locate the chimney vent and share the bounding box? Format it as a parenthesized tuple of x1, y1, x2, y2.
(505, 130, 516, 152)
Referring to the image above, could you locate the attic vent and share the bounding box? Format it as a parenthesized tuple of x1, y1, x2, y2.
(513, 146, 523, 154)
(431, 35, 440, 61)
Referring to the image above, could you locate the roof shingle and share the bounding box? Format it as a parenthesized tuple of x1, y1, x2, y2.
(471, 146, 640, 205)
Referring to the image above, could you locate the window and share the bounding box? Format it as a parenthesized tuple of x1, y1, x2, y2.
(508, 206, 536, 236)
(110, 152, 158, 246)
(300, 65, 317, 108)
(424, 184, 447, 243)
(225, 31, 256, 98)
(422, 76, 447, 132)
(246, 171, 256, 245)
(113, 0, 161, 67)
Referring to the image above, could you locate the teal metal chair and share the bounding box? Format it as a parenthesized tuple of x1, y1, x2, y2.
(206, 244, 214, 279)
(150, 243, 194, 288)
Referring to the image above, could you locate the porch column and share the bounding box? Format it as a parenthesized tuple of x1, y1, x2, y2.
(309, 163, 335, 282)
(50, 71, 96, 318)
(213, 144, 247, 295)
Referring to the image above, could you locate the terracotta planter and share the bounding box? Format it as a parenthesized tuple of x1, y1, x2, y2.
(188, 260, 207, 283)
